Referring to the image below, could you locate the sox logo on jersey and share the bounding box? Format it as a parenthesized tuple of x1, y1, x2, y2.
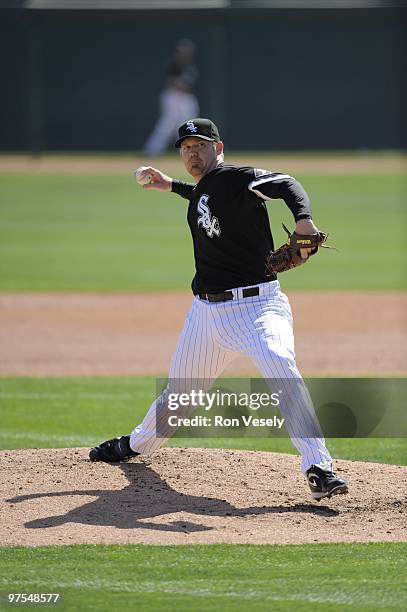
(197, 194, 221, 238)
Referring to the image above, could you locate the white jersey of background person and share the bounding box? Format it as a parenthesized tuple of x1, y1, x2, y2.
(143, 39, 199, 156)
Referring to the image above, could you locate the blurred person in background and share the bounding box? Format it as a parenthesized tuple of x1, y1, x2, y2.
(143, 39, 199, 156)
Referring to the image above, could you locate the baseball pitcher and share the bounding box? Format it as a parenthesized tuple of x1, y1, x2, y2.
(90, 118, 348, 501)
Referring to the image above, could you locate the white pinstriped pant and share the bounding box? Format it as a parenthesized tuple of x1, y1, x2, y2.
(130, 280, 332, 473)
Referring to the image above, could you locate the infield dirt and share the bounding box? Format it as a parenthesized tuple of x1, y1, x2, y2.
(1, 152, 405, 176)
(0, 291, 405, 376)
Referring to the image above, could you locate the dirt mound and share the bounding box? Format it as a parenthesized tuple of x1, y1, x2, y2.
(1, 448, 405, 546)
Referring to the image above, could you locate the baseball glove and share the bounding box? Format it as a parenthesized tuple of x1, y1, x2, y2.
(266, 223, 331, 274)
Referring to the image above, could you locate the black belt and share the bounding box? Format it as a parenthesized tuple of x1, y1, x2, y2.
(198, 286, 260, 303)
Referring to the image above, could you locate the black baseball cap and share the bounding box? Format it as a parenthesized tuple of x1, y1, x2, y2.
(175, 118, 220, 148)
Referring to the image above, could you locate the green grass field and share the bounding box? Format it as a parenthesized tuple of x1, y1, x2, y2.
(0, 172, 405, 290)
(0, 543, 406, 611)
(1, 161, 406, 611)
(0, 377, 405, 465)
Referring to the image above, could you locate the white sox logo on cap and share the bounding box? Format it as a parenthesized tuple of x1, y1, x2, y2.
(186, 120, 198, 133)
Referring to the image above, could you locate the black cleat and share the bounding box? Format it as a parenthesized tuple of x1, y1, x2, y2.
(89, 435, 139, 463)
(306, 465, 348, 501)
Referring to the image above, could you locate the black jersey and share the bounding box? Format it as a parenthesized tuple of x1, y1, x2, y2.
(172, 164, 312, 294)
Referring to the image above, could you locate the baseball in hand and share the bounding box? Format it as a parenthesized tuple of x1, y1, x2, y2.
(134, 166, 153, 185)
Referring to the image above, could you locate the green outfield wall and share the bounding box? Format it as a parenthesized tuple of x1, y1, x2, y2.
(1, 5, 405, 151)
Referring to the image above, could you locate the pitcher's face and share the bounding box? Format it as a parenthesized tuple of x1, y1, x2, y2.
(180, 137, 221, 181)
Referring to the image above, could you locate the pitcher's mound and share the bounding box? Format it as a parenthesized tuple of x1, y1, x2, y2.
(1, 447, 406, 546)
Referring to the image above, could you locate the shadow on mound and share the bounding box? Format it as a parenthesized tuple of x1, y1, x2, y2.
(7, 461, 338, 533)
